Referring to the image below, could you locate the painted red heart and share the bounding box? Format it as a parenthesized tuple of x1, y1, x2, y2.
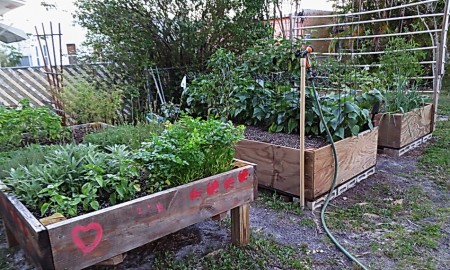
(71, 222, 103, 255)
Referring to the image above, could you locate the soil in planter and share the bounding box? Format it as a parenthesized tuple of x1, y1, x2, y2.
(244, 126, 327, 149)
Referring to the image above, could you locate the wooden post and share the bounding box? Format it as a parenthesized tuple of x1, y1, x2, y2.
(299, 58, 306, 209)
(231, 204, 250, 246)
(432, 0, 450, 131)
(211, 211, 228, 221)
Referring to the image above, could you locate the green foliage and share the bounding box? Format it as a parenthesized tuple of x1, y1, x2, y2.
(4, 144, 140, 217)
(0, 99, 66, 152)
(136, 116, 244, 192)
(83, 123, 163, 149)
(62, 80, 124, 124)
(4, 116, 243, 218)
(0, 145, 59, 179)
(0, 44, 22, 67)
(184, 40, 374, 140)
(378, 38, 425, 86)
(382, 77, 428, 114)
(74, 0, 272, 116)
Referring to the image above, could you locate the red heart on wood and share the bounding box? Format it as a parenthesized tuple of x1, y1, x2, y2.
(71, 222, 103, 255)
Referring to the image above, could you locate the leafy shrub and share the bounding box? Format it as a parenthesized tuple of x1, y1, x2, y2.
(62, 80, 124, 124)
(4, 144, 140, 217)
(0, 145, 60, 179)
(136, 116, 244, 192)
(184, 40, 374, 140)
(4, 116, 243, 218)
(0, 99, 66, 152)
(382, 76, 428, 114)
(83, 123, 163, 149)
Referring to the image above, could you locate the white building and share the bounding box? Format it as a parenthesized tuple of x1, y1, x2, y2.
(2, 0, 86, 67)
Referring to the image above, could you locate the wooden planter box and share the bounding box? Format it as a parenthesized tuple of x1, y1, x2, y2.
(235, 128, 378, 201)
(373, 103, 433, 149)
(0, 161, 256, 270)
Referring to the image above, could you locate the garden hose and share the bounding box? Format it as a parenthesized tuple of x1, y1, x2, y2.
(310, 79, 369, 270)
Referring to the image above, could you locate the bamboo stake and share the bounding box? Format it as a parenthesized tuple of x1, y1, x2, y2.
(299, 58, 306, 209)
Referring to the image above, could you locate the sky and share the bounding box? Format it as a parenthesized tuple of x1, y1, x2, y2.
(2, 0, 334, 45)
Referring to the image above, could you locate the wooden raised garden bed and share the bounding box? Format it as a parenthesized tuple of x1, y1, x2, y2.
(235, 128, 378, 206)
(374, 104, 433, 155)
(0, 161, 256, 270)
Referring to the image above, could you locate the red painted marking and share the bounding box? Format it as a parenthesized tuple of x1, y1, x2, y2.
(238, 169, 249, 183)
(71, 222, 103, 255)
(206, 180, 220, 195)
(190, 188, 202, 200)
(147, 203, 152, 209)
(156, 202, 165, 213)
(224, 177, 235, 189)
(136, 207, 144, 215)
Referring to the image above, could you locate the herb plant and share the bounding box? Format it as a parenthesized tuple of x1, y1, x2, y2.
(0, 99, 67, 152)
(83, 123, 163, 149)
(4, 116, 243, 218)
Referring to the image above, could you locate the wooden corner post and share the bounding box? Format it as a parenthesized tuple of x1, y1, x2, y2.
(231, 204, 250, 246)
(299, 58, 306, 209)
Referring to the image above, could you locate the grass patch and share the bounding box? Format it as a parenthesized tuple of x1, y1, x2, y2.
(257, 191, 302, 215)
(419, 118, 450, 191)
(151, 233, 311, 270)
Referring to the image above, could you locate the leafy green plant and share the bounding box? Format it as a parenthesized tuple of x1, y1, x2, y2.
(135, 116, 244, 192)
(4, 116, 243, 218)
(83, 123, 163, 149)
(62, 80, 124, 124)
(382, 76, 429, 114)
(0, 145, 60, 179)
(0, 99, 67, 152)
(4, 144, 140, 217)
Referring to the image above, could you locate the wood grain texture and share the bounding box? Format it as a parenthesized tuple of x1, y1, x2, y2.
(231, 204, 250, 246)
(235, 140, 300, 196)
(308, 128, 378, 199)
(46, 165, 255, 270)
(235, 128, 379, 201)
(375, 104, 433, 148)
(0, 192, 54, 270)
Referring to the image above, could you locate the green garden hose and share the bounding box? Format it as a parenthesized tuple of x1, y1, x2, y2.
(310, 80, 369, 270)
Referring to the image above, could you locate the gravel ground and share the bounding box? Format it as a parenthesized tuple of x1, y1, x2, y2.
(244, 126, 328, 149)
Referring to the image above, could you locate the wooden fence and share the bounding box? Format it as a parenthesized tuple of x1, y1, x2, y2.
(0, 65, 113, 107)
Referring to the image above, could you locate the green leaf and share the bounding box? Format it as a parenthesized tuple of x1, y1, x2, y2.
(81, 182, 92, 195)
(351, 125, 360, 135)
(40, 203, 51, 216)
(133, 184, 141, 191)
(95, 175, 104, 187)
(90, 201, 100, 210)
(335, 127, 345, 139)
(287, 118, 297, 133)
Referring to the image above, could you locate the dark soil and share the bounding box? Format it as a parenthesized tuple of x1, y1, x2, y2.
(244, 126, 328, 149)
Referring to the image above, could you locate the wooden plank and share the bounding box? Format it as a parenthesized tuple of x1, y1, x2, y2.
(3, 220, 19, 248)
(272, 145, 300, 196)
(375, 104, 433, 148)
(399, 104, 433, 147)
(46, 165, 255, 270)
(0, 192, 54, 269)
(231, 203, 250, 246)
(304, 151, 316, 200)
(310, 127, 378, 199)
(211, 211, 228, 221)
(235, 139, 275, 188)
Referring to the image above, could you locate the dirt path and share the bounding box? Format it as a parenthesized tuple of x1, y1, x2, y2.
(0, 144, 449, 269)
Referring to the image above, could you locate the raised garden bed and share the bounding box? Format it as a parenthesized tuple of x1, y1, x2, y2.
(374, 103, 433, 154)
(0, 161, 256, 270)
(235, 127, 378, 204)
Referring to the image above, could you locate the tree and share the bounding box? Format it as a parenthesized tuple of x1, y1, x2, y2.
(0, 44, 22, 67)
(74, 0, 273, 118)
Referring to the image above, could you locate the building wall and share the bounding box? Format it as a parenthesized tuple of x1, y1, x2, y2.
(269, 9, 334, 53)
